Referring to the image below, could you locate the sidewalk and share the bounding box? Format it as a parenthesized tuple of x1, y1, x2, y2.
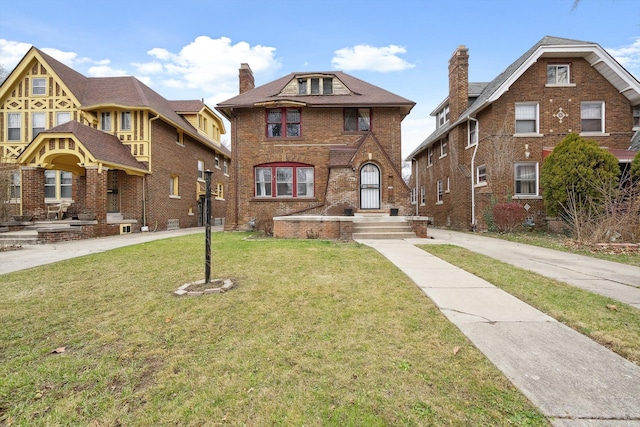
(0, 227, 217, 275)
(357, 234, 640, 426)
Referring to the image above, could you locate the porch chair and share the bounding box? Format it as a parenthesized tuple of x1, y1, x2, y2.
(46, 202, 71, 220)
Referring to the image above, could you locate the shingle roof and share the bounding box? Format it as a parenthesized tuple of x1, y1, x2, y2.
(216, 71, 415, 118)
(329, 146, 357, 168)
(34, 48, 230, 158)
(406, 35, 640, 160)
(42, 121, 148, 172)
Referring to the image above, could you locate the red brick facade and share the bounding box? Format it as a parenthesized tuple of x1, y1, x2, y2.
(218, 67, 415, 231)
(408, 37, 640, 231)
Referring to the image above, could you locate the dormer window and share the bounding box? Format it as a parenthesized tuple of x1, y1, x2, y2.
(547, 64, 570, 85)
(437, 106, 449, 128)
(297, 77, 334, 95)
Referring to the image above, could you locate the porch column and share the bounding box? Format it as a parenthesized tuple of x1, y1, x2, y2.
(20, 166, 46, 219)
(85, 166, 108, 222)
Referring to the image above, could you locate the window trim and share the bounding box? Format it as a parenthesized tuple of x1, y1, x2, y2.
(266, 107, 301, 138)
(197, 160, 205, 180)
(254, 162, 315, 199)
(633, 106, 640, 130)
(580, 101, 606, 135)
(513, 162, 539, 198)
(420, 185, 425, 206)
(32, 77, 46, 96)
(546, 64, 573, 86)
(467, 119, 478, 147)
(56, 111, 71, 125)
(439, 138, 448, 158)
(169, 175, 180, 198)
(436, 179, 443, 204)
(44, 170, 73, 201)
(476, 164, 487, 187)
(10, 171, 21, 201)
(32, 112, 45, 139)
(427, 146, 434, 166)
(514, 102, 540, 136)
(120, 111, 131, 131)
(100, 112, 111, 131)
(7, 112, 21, 141)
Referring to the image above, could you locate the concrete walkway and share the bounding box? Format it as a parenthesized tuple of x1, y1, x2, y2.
(357, 234, 640, 427)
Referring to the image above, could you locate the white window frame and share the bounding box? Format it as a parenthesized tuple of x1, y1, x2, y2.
(546, 64, 571, 85)
(215, 154, 220, 168)
(197, 160, 205, 180)
(440, 138, 448, 158)
(515, 102, 539, 135)
(468, 119, 478, 147)
(10, 171, 20, 201)
(436, 180, 443, 204)
(633, 106, 640, 129)
(476, 164, 487, 186)
(32, 77, 46, 95)
(420, 185, 425, 206)
(581, 101, 606, 135)
(223, 159, 228, 175)
(446, 176, 450, 193)
(427, 146, 433, 166)
(437, 105, 449, 128)
(254, 164, 315, 198)
(513, 162, 539, 198)
(410, 187, 417, 205)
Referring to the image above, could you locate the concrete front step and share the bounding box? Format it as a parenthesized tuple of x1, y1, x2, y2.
(352, 217, 416, 239)
(0, 231, 39, 245)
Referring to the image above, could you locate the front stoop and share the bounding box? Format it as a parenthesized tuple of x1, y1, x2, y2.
(352, 216, 417, 240)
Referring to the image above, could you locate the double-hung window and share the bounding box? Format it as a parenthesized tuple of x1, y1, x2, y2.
(10, 172, 20, 200)
(437, 180, 443, 204)
(476, 165, 487, 185)
(633, 106, 640, 129)
(427, 146, 433, 166)
(267, 108, 301, 138)
(32, 78, 46, 95)
(420, 185, 425, 205)
(514, 163, 538, 196)
(440, 138, 448, 157)
(32, 112, 45, 138)
(515, 103, 539, 134)
(7, 113, 21, 141)
(44, 170, 72, 200)
(581, 101, 604, 133)
(547, 64, 570, 85)
(344, 108, 371, 132)
(223, 159, 228, 175)
(468, 120, 478, 146)
(197, 160, 205, 180)
(437, 106, 449, 128)
(254, 163, 314, 198)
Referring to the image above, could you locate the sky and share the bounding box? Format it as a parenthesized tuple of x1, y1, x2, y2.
(1, 0, 639, 159)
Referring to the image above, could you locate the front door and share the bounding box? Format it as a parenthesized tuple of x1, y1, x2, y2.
(360, 163, 381, 209)
(107, 170, 119, 213)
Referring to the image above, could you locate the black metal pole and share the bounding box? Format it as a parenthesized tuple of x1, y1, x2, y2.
(204, 169, 212, 283)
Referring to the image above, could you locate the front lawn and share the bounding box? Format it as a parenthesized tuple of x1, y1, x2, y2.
(0, 233, 547, 426)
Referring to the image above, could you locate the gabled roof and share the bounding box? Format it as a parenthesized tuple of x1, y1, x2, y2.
(216, 71, 415, 118)
(18, 120, 148, 174)
(407, 36, 640, 160)
(6, 47, 229, 158)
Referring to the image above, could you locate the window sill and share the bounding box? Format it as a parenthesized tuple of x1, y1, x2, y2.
(252, 197, 318, 202)
(436, 201, 443, 205)
(266, 136, 304, 141)
(580, 132, 610, 137)
(475, 182, 487, 188)
(545, 83, 576, 88)
(169, 195, 181, 199)
(465, 143, 477, 150)
(439, 154, 448, 159)
(176, 142, 185, 147)
(513, 133, 544, 138)
(512, 195, 542, 200)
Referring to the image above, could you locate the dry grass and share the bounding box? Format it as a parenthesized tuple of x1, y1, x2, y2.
(0, 233, 547, 426)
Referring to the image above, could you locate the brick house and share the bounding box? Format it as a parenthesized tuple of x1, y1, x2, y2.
(406, 36, 640, 230)
(216, 64, 415, 232)
(0, 47, 230, 237)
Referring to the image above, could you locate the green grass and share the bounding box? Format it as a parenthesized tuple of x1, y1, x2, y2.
(0, 233, 548, 426)
(419, 244, 640, 365)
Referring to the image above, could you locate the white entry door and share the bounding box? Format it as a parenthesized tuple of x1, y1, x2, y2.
(360, 163, 380, 209)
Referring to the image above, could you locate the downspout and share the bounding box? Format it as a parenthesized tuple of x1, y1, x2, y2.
(144, 113, 160, 228)
(412, 157, 419, 216)
(232, 111, 239, 229)
(469, 116, 479, 230)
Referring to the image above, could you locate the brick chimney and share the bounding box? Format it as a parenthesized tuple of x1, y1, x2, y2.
(448, 45, 469, 121)
(239, 63, 254, 94)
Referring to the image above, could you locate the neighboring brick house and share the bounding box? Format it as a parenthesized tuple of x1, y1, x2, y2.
(216, 64, 415, 231)
(407, 36, 640, 230)
(0, 47, 230, 237)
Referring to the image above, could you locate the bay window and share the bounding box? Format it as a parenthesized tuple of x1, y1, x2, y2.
(255, 163, 314, 198)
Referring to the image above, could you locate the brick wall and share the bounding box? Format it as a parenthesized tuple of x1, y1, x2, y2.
(146, 119, 229, 230)
(227, 106, 409, 230)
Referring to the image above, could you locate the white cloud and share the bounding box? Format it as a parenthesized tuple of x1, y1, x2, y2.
(401, 115, 434, 159)
(606, 37, 640, 77)
(87, 64, 128, 77)
(0, 39, 32, 70)
(332, 44, 415, 72)
(132, 61, 163, 75)
(142, 35, 281, 99)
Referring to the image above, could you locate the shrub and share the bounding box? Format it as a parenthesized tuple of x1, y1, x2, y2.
(493, 202, 526, 232)
(631, 151, 640, 181)
(540, 133, 619, 217)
